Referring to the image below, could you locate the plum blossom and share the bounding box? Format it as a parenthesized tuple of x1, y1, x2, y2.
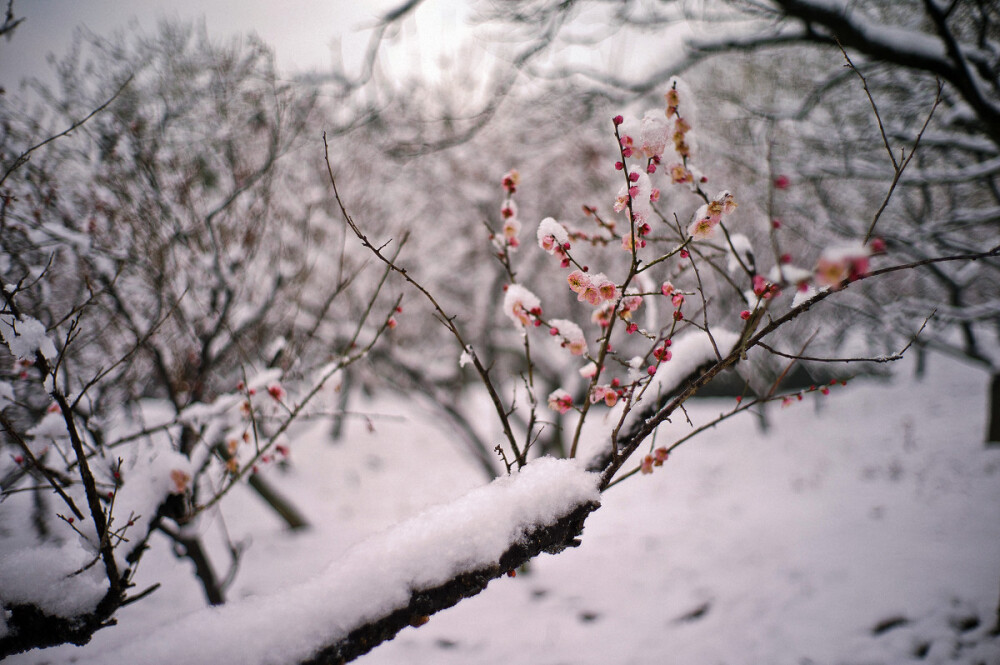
(503, 284, 542, 327)
(547, 389, 574, 414)
(591, 301, 615, 327)
(687, 191, 737, 241)
(170, 469, 191, 494)
(590, 384, 619, 407)
(669, 163, 693, 184)
(752, 275, 779, 299)
(537, 217, 570, 254)
(815, 244, 871, 288)
(501, 169, 520, 193)
(639, 110, 669, 160)
(687, 214, 718, 240)
(549, 318, 588, 356)
(502, 217, 521, 249)
(568, 270, 617, 306)
(501, 199, 517, 219)
(619, 292, 643, 320)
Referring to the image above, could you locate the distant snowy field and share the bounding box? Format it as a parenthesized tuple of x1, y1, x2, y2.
(10, 354, 1000, 665)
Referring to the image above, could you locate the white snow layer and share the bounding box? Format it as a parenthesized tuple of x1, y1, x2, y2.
(76, 457, 601, 665)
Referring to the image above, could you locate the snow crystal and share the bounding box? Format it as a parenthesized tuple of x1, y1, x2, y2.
(548, 318, 587, 356)
(727, 233, 755, 274)
(503, 284, 542, 328)
(0, 538, 108, 618)
(74, 457, 601, 665)
(111, 441, 192, 569)
(25, 411, 69, 456)
(792, 285, 818, 308)
(536, 217, 569, 253)
(0, 314, 57, 361)
(820, 242, 870, 262)
(638, 110, 668, 159)
(625, 328, 740, 426)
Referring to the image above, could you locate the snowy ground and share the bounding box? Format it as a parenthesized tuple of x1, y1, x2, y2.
(10, 354, 1000, 664)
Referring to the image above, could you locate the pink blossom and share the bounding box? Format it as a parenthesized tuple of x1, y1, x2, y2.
(267, 383, 286, 402)
(614, 193, 629, 213)
(687, 215, 718, 240)
(503, 284, 542, 327)
(660, 281, 675, 297)
(501, 200, 517, 219)
(591, 302, 615, 327)
(567, 269, 591, 295)
(549, 318, 587, 356)
(640, 455, 655, 475)
(590, 385, 619, 407)
(547, 389, 574, 414)
(592, 273, 618, 302)
(502, 217, 521, 243)
(170, 469, 191, 494)
(669, 163, 693, 184)
(814, 244, 871, 288)
(537, 217, 570, 255)
(752, 275, 779, 299)
(639, 111, 669, 159)
(579, 283, 601, 305)
(502, 169, 520, 193)
(620, 293, 643, 317)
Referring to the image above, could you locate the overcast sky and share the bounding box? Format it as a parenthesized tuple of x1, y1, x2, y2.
(0, 0, 471, 90)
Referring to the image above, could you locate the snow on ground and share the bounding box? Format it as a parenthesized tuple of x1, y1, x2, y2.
(8, 355, 1000, 664)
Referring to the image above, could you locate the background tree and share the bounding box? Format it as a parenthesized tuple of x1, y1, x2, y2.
(393, 0, 1000, 440)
